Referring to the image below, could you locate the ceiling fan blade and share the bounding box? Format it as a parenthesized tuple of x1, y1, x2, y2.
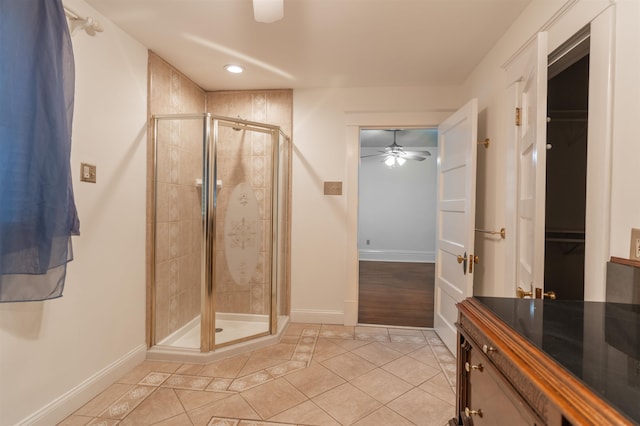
(404, 150, 432, 156)
(360, 153, 386, 158)
(401, 154, 427, 161)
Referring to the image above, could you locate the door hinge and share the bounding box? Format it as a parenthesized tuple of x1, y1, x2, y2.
(515, 107, 521, 126)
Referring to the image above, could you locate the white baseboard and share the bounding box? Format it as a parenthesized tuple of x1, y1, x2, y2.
(291, 309, 344, 324)
(16, 344, 147, 426)
(358, 249, 435, 263)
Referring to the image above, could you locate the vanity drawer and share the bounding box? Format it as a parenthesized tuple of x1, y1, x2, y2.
(464, 347, 540, 425)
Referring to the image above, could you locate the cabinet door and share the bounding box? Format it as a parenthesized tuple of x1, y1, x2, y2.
(465, 347, 540, 425)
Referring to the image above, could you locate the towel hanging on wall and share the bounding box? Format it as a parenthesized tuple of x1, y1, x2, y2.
(0, 0, 79, 302)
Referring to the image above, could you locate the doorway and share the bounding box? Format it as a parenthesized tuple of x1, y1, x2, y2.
(357, 128, 437, 327)
(544, 30, 590, 300)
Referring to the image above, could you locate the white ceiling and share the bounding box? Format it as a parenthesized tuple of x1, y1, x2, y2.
(84, 0, 531, 91)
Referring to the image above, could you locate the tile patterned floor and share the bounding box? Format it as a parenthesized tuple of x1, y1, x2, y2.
(60, 324, 457, 426)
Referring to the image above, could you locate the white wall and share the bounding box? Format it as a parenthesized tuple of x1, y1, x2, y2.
(291, 86, 465, 323)
(464, 0, 640, 297)
(0, 1, 148, 424)
(358, 148, 437, 262)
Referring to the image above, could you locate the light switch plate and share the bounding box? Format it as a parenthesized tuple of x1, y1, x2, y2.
(324, 181, 342, 196)
(80, 163, 97, 183)
(631, 228, 640, 261)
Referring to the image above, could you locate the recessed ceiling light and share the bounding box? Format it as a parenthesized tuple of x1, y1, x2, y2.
(224, 64, 244, 74)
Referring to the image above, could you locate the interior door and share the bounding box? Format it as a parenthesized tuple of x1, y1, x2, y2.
(434, 98, 478, 354)
(510, 33, 549, 297)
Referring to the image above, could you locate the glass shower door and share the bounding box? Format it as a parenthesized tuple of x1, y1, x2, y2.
(210, 117, 278, 347)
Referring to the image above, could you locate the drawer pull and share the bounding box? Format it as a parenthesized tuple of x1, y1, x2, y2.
(465, 407, 483, 418)
(465, 362, 483, 372)
(482, 344, 496, 354)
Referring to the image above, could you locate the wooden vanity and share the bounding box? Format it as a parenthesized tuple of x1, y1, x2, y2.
(452, 297, 640, 425)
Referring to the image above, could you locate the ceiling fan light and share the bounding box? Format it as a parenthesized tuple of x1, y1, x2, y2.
(384, 156, 395, 167)
(396, 156, 406, 166)
(253, 0, 284, 23)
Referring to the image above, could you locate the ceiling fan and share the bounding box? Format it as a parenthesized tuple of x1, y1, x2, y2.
(361, 129, 431, 166)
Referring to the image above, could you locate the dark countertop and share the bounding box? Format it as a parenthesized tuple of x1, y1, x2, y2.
(475, 297, 640, 425)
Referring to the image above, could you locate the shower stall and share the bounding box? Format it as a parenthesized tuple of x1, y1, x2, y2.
(150, 113, 289, 355)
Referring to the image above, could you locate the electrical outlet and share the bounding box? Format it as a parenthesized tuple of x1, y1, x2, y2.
(631, 228, 640, 261)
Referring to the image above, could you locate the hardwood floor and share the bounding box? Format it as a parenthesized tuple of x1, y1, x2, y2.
(358, 261, 435, 328)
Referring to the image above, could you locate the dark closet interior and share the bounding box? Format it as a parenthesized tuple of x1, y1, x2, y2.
(544, 50, 589, 300)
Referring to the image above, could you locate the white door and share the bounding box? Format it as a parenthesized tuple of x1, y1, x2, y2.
(434, 98, 478, 354)
(509, 33, 549, 297)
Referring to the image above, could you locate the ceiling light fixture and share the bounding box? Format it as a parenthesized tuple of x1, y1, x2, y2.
(224, 64, 244, 74)
(253, 0, 283, 23)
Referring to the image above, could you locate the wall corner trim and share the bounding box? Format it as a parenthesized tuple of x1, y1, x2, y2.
(15, 343, 147, 426)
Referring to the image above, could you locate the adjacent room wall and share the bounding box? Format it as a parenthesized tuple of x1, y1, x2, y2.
(358, 148, 437, 262)
(0, 1, 148, 424)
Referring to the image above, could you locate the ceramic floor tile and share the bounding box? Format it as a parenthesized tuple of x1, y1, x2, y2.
(379, 341, 426, 355)
(310, 339, 348, 363)
(327, 338, 370, 351)
(407, 346, 441, 368)
(139, 372, 171, 386)
(418, 373, 456, 405)
(265, 360, 307, 378)
(430, 344, 456, 363)
(238, 357, 286, 377)
(351, 406, 415, 426)
(228, 370, 273, 392)
(162, 374, 213, 390)
(116, 361, 182, 384)
(319, 324, 354, 339)
(321, 352, 376, 381)
(387, 388, 454, 426)
(57, 415, 94, 425)
(283, 363, 345, 398)
(207, 418, 239, 426)
(354, 329, 390, 342)
(354, 326, 388, 336)
(152, 412, 194, 425)
(175, 389, 233, 412)
(312, 383, 381, 425)
(238, 421, 294, 426)
(351, 342, 404, 366)
(118, 388, 185, 426)
(250, 343, 296, 360)
(99, 385, 156, 419)
(268, 400, 340, 426)
(382, 356, 441, 386)
(206, 378, 233, 392)
(390, 334, 428, 344)
(177, 363, 205, 375)
(74, 383, 134, 417)
(198, 355, 250, 378)
(86, 419, 120, 426)
(187, 394, 260, 425)
(240, 378, 308, 419)
(350, 368, 413, 404)
(388, 328, 426, 336)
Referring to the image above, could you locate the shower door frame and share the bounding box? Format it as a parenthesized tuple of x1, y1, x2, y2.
(150, 113, 284, 353)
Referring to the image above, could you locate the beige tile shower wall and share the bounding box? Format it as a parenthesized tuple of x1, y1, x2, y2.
(206, 90, 292, 317)
(148, 52, 206, 344)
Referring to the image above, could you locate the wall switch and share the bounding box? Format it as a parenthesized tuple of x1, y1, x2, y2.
(80, 163, 97, 183)
(631, 228, 640, 261)
(323, 181, 342, 196)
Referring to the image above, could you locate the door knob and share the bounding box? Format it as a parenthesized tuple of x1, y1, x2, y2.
(465, 362, 483, 372)
(469, 254, 479, 273)
(535, 288, 557, 299)
(516, 286, 533, 298)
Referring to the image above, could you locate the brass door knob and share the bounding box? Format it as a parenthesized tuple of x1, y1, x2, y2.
(516, 286, 533, 298)
(544, 290, 557, 300)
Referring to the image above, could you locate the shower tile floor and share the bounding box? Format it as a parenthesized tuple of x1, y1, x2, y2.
(60, 324, 457, 426)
